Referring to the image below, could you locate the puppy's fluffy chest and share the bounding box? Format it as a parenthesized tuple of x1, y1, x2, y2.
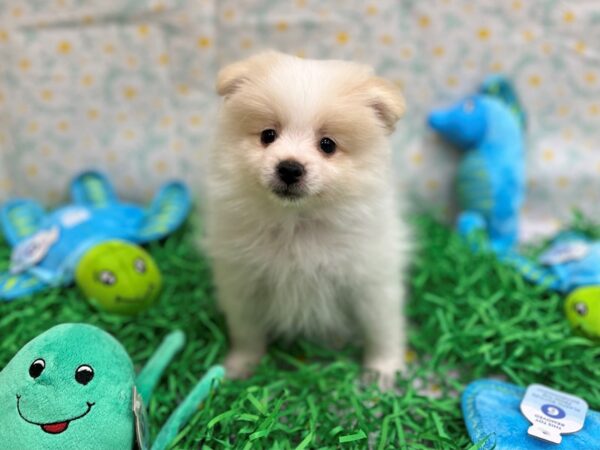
(261, 215, 354, 269)
(258, 217, 356, 340)
(215, 204, 376, 280)
(212, 205, 381, 339)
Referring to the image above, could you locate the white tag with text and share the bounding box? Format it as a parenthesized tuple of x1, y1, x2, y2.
(539, 241, 590, 265)
(520, 384, 588, 444)
(10, 227, 59, 274)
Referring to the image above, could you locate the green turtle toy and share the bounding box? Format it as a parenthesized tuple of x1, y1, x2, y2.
(0, 323, 224, 449)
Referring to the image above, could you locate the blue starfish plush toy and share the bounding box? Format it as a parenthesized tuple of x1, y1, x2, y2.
(428, 75, 526, 254)
(0, 171, 190, 302)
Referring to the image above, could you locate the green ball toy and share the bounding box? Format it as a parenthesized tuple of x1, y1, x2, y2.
(75, 240, 162, 315)
(565, 286, 600, 339)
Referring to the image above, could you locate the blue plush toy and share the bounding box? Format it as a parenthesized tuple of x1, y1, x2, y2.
(500, 233, 600, 338)
(0, 171, 190, 301)
(428, 75, 526, 254)
(504, 233, 600, 293)
(463, 379, 600, 449)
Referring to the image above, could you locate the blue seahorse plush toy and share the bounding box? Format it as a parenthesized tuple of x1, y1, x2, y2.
(0, 171, 190, 307)
(428, 75, 526, 254)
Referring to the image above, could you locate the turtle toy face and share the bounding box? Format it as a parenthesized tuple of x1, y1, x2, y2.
(565, 286, 600, 339)
(0, 324, 135, 449)
(75, 240, 162, 315)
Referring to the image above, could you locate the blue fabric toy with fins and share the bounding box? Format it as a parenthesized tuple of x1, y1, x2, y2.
(462, 379, 600, 449)
(0, 170, 190, 302)
(500, 232, 600, 338)
(428, 75, 526, 254)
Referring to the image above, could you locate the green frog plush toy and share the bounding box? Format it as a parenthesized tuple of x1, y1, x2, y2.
(0, 323, 224, 449)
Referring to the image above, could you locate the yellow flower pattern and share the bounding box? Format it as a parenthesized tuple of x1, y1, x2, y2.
(57, 40, 72, 54)
(336, 31, 349, 45)
(197, 36, 212, 49)
(476, 28, 491, 40)
(0, 0, 596, 221)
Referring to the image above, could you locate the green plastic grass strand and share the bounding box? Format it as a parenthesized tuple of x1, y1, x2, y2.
(2, 217, 600, 448)
(338, 429, 367, 444)
(294, 431, 314, 450)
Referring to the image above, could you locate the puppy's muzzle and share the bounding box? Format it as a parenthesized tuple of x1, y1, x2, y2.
(277, 160, 305, 186)
(271, 160, 307, 200)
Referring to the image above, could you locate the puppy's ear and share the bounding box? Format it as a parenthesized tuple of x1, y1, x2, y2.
(364, 77, 406, 133)
(215, 60, 250, 97)
(216, 50, 283, 97)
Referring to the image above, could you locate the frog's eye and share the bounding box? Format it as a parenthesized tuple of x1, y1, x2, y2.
(75, 365, 94, 385)
(134, 258, 146, 274)
(29, 358, 45, 379)
(574, 302, 588, 316)
(98, 270, 116, 286)
(463, 99, 475, 113)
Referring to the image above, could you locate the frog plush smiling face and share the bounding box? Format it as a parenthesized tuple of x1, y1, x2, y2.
(0, 323, 224, 450)
(75, 240, 162, 315)
(0, 324, 135, 449)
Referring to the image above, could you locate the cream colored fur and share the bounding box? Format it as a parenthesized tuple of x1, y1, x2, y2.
(204, 51, 410, 389)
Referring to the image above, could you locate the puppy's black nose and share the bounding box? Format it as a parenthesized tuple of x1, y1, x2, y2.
(277, 160, 305, 185)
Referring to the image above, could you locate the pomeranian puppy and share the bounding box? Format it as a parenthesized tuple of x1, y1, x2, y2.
(205, 51, 409, 389)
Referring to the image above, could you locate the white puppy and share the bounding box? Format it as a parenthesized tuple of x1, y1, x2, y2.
(205, 51, 409, 389)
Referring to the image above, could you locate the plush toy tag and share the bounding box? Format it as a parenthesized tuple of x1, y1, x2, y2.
(539, 241, 590, 265)
(520, 384, 588, 444)
(59, 207, 91, 228)
(10, 226, 59, 274)
(133, 386, 150, 450)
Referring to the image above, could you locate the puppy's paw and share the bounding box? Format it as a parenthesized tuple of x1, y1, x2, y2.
(362, 357, 406, 391)
(224, 350, 263, 379)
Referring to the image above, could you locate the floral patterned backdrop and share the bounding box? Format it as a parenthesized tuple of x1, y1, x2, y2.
(0, 0, 599, 236)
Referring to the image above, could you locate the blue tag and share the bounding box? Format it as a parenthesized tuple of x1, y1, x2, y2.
(520, 384, 588, 444)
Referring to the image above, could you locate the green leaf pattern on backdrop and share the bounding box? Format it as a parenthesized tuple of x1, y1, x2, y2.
(0, 0, 598, 226)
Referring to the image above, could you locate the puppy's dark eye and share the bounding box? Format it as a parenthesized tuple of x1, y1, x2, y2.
(75, 365, 94, 385)
(260, 129, 277, 146)
(29, 359, 45, 379)
(320, 137, 336, 155)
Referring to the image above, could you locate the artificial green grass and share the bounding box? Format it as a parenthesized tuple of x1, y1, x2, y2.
(2, 215, 600, 449)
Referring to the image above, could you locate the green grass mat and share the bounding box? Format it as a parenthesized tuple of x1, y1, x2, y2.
(2, 215, 600, 449)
